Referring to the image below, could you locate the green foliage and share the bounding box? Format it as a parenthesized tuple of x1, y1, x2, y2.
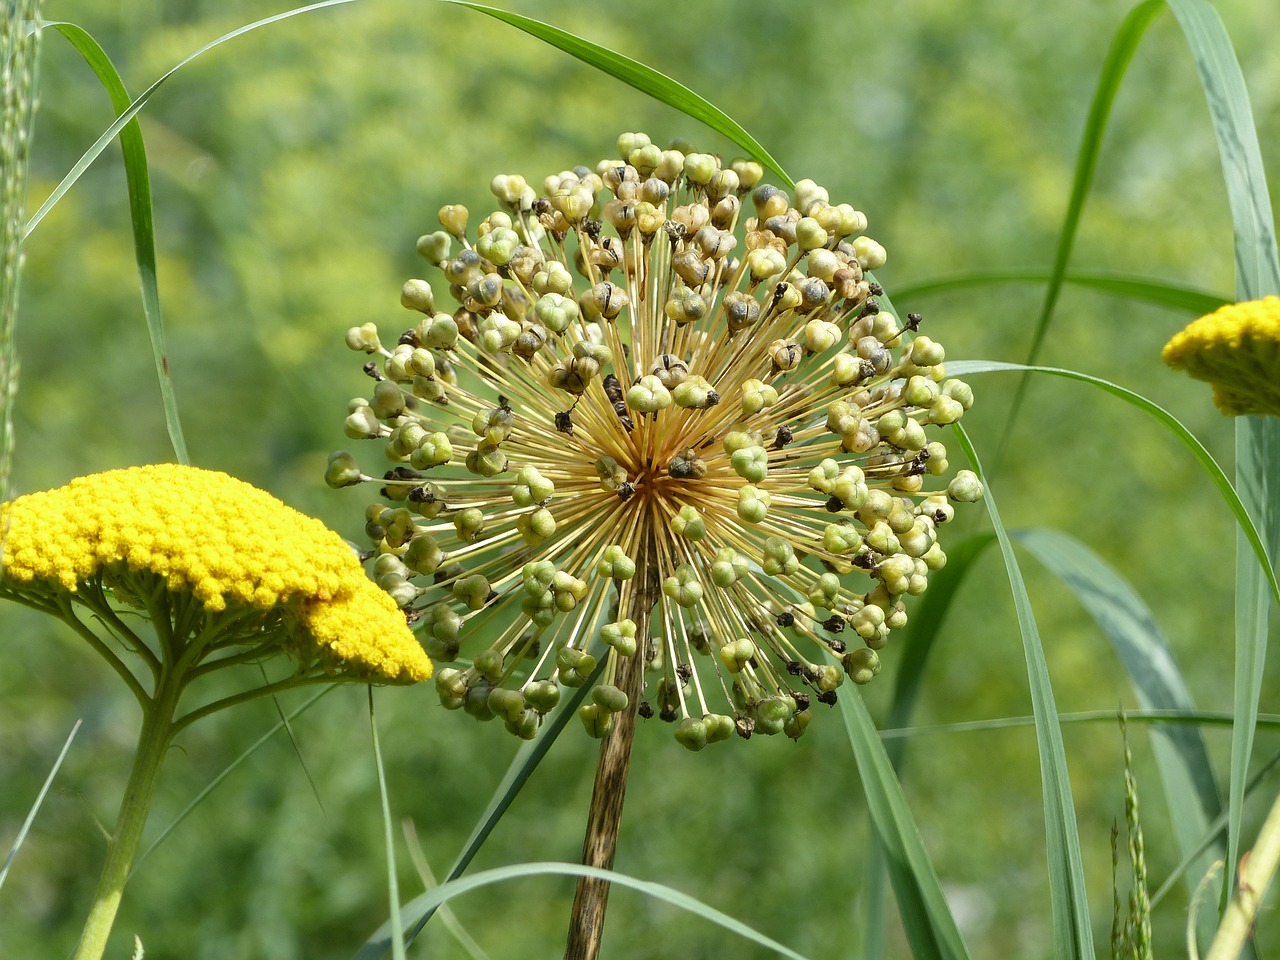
(3, 0, 1280, 958)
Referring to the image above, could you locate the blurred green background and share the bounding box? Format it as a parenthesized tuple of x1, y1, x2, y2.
(3, 0, 1280, 957)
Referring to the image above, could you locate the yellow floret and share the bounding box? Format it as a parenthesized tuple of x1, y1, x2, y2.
(1, 464, 431, 683)
(1162, 296, 1280, 417)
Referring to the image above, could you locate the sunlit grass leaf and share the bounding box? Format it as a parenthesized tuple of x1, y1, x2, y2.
(949, 361, 1279, 612)
(0, 720, 80, 891)
(997, 0, 1164, 455)
(893, 270, 1227, 316)
(953, 426, 1095, 960)
(439, 0, 793, 189)
(838, 685, 971, 960)
(1012, 528, 1221, 910)
(1164, 0, 1280, 909)
(861, 533, 996, 958)
(367, 691, 407, 960)
(43, 23, 188, 463)
(356, 656, 604, 958)
(383, 862, 811, 960)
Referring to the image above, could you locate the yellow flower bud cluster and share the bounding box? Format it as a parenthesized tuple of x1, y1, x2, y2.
(1, 464, 431, 683)
(1161, 295, 1280, 417)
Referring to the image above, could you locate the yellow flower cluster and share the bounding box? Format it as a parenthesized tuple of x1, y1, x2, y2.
(0, 464, 431, 683)
(1162, 295, 1280, 417)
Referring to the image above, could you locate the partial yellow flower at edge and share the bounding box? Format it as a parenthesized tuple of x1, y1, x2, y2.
(1162, 295, 1280, 417)
(0, 463, 432, 683)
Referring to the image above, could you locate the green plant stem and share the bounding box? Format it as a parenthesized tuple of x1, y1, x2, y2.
(73, 662, 183, 960)
(1205, 790, 1280, 960)
(564, 524, 658, 960)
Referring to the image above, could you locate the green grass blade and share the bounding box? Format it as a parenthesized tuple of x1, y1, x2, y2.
(25, 1, 358, 239)
(46, 22, 188, 463)
(1164, 0, 1280, 909)
(997, 1, 1164, 458)
(367, 691, 406, 960)
(438, 0, 793, 189)
(0, 719, 80, 891)
(892, 270, 1228, 316)
(949, 360, 1279, 613)
(838, 685, 971, 960)
(1012, 527, 1222, 913)
(385, 862, 810, 960)
(356, 656, 605, 958)
(953, 425, 1094, 959)
(862, 533, 996, 957)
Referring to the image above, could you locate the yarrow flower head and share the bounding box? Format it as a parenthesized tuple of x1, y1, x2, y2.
(0, 463, 431, 683)
(329, 132, 981, 748)
(1161, 295, 1280, 417)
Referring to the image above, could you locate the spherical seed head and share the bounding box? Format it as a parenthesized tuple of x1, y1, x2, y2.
(1162, 296, 1280, 417)
(1, 464, 431, 683)
(330, 134, 980, 745)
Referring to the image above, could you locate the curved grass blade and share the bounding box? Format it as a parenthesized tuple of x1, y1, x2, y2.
(953, 425, 1094, 960)
(948, 360, 1279, 612)
(367, 691, 406, 960)
(861, 533, 996, 958)
(356, 656, 605, 958)
(25, 0, 358, 239)
(438, 0, 793, 189)
(0, 719, 80, 891)
(1164, 0, 1280, 909)
(838, 685, 971, 960)
(893, 270, 1227, 316)
(998, 1, 1165, 460)
(1013, 527, 1222, 917)
(382, 862, 810, 960)
(45, 23, 189, 462)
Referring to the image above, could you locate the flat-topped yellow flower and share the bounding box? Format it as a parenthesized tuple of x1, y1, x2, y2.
(1, 463, 431, 683)
(1162, 296, 1280, 417)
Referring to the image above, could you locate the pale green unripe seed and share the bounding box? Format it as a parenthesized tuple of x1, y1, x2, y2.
(662, 564, 704, 608)
(704, 714, 735, 743)
(675, 717, 708, 751)
(941, 378, 975, 409)
(904, 375, 939, 407)
(438, 203, 469, 238)
(453, 573, 492, 611)
(513, 465, 555, 506)
(851, 236, 887, 270)
(710, 547, 749, 587)
(596, 544, 637, 580)
(804, 318, 841, 353)
(325, 450, 363, 488)
(453, 507, 485, 543)
(793, 178, 830, 215)
(908, 336, 946, 367)
(487, 687, 525, 722)
(465, 443, 508, 477)
(416, 231, 452, 264)
(346, 322, 382, 353)
(556, 647, 597, 687)
(534, 292, 579, 334)
(435, 668, 467, 709)
(823, 522, 863, 555)
(476, 226, 521, 266)
(617, 131, 652, 157)
(683, 152, 719, 185)
(593, 684, 629, 714)
(601, 618, 638, 656)
(422, 313, 459, 350)
(928, 396, 965, 425)
(401, 279, 435, 313)
(808, 458, 840, 493)
(723, 430, 760, 455)
(843, 647, 881, 684)
(795, 216, 828, 251)
(490, 173, 528, 206)
(807, 248, 840, 282)
(516, 507, 557, 547)
(578, 702, 613, 738)
(673, 375, 717, 409)
(627, 374, 672, 413)
(736, 485, 771, 523)
(808, 572, 842, 609)
(740, 378, 778, 417)
(524, 680, 561, 714)
(762, 536, 799, 576)
(718, 637, 757, 673)
(731, 445, 769, 484)
(746, 247, 787, 281)
(948, 470, 984, 502)
(672, 505, 707, 541)
(477, 314, 520, 354)
(403, 533, 443, 575)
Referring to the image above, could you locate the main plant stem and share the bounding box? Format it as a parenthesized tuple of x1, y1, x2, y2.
(73, 664, 182, 960)
(1205, 790, 1280, 960)
(564, 526, 658, 960)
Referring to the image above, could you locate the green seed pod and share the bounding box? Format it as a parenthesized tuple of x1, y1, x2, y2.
(736, 485, 771, 523)
(346, 322, 382, 353)
(843, 647, 881, 684)
(593, 684, 630, 714)
(324, 450, 363, 488)
(453, 573, 493, 611)
(947, 470, 984, 503)
(661, 563, 704, 608)
(671, 505, 707, 541)
(579, 702, 614, 738)
(851, 236, 887, 270)
(401, 279, 435, 313)
(596, 545, 637, 581)
(601, 618, 638, 656)
(740, 378, 779, 416)
(710, 547, 749, 588)
(524, 680, 561, 714)
(675, 717, 709, 751)
(453, 506, 485, 543)
(730, 445, 769, 484)
(762, 536, 799, 576)
(438, 203, 469, 238)
(627, 374, 673, 414)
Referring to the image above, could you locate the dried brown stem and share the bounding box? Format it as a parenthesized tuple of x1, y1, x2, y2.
(564, 525, 658, 960)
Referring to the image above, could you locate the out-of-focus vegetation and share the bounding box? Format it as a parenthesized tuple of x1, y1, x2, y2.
(3, 1, 1279, 957)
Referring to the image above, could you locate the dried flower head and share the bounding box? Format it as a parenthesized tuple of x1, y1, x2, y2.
(1, 463, 431, 684)
(1161, 295, 1280, 417)
(329, 133, 980, 747)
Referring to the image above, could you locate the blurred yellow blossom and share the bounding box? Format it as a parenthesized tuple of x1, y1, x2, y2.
(0, 463, 431, 683)
(1162, 295, 1280, 417)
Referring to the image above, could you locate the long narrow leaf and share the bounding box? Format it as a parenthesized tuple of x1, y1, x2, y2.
(46, 23, 188, 463)
(999, 1, 1165, 454)
(862, 533, 996, 958)
(948, 360, 1279, 612)
(1164, 0, 1280, 909)
(381, 862, 811, 960)
(439, 0, 793, 189)
(1013, 527, 1222, 911)
(25, 1, 358, 238)
(838, 685, 971, 960)
(893, 270, 1227, 316)
(953, 426, 1094, 959)
(0, 719, 80, 890)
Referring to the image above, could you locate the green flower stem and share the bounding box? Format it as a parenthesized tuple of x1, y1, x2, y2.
(1205, 789, 1280, 960)
(73, 660, 184, 960)
(565, 525, 659, 960)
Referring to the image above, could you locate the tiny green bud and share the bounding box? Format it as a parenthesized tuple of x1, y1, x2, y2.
(843, 647, 882, 684)
(578, 702, 614, 738)
(762, 536, 800, 576)
(661, 563, 704, 608)
(736, 485, 771, 523)
(718, 638, 756, 673)
(851, 236, 887, 270)
(601, 618, 638, 656)
(593, 684, 629, 714)
(324, 450, 363, 488)
(947, 470, 984, 503)
(596, 544, 637, 580)
(730, 445, 770, 484)
(671, 504, 707, 541)
(675, 717, 709, 751)
(626, 374, 672, 414)
(346, 322, 382, 353)
(710, 547, 749, 587)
